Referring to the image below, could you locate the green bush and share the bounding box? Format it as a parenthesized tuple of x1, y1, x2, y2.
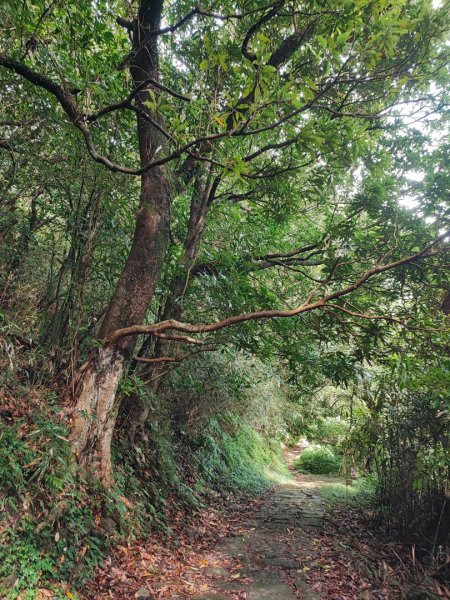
(160, 352, 292, 496)
(0, 398, 110, 597)
(294, 446, 342, 475)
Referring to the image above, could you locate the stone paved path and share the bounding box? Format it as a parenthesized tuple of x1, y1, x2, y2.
(193, 470, 325, 599)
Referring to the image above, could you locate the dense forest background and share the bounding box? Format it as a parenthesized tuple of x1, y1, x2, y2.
(0, 0, 449, 597)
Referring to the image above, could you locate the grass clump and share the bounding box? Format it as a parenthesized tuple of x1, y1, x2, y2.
(320, 476, 376, 507)
(294, 445, 342, 475)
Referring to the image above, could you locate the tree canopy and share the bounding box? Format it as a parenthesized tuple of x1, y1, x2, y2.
(1, 0, 449, 483)
(1, 0, 449, 595)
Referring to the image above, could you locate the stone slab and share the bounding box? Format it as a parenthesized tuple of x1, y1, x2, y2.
(247, 582, 296, 599)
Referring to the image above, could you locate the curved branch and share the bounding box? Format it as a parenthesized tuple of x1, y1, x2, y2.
(87, 78, 190, 123)
(241, 2, 284, 62)
(133, 345, 215, 364)
(152, 332, 205, 345)
(106, 234, 448, 344)
(0, 55, 192, 175)
(0, 54, 78, 120)
(0, 55, 136, 173)
(260, 242, 322, 260)
(133, 355, 180, 363)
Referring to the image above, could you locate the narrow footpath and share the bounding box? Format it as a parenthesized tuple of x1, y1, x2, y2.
(188, 447, 324, 600)
(191, 479, 324, 600)
(87, 449, 442, 599)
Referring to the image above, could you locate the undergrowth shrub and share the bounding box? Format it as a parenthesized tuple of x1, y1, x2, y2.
(0, 393, 115, 597)
(294, 445, 342, 475)
(309, 417, 348, 448)
(193, 413, 288, 495)
(113, 418, 202, 527)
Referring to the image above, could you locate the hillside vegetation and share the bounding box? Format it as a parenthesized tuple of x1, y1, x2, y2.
(0, 0, 449, 597)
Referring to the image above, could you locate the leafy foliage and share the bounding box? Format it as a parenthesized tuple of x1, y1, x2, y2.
(294, 446, 342, 475)
(0, 0, 449, 592)
(194, 413, 288, 494)
(0, 397, 108, 595)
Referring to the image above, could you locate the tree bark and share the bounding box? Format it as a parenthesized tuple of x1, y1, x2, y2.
(124, 167, 214, 440)
(71, 347, 125, 486)
(70, 0, 171, 485)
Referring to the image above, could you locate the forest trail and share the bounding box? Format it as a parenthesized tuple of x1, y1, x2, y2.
(87, 449, 436, 599)
(190, 475, 325, 599)
(87, 448, 333, 599)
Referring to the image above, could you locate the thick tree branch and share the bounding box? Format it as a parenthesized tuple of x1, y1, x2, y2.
(133, 355, 181, 363)
(116, 17, 133, 31)
(87, 79, 190, 123)
(0, 55, 78, 120)
(0, 54, 138, 173)
(258, 257, 325, 271)
(106, 234, 448, 344)
(268, 21, 316, 68)
(260, 242, 322, 261)
(151, 332, 205, 345)
(241, 2, 284, 62)
(0, 55, 191, 175)
(191, 243, 325, 277)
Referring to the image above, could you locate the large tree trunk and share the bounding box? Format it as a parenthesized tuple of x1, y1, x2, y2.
(124, 168, 215, 441)
(71, 347, 125, 486)
(70, 0, 171, 485)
